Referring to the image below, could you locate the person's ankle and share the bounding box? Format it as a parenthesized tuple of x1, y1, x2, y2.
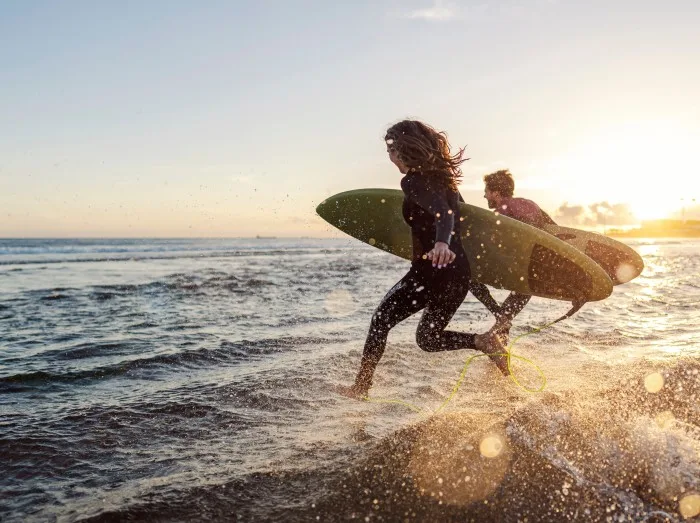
(474, 332, 488, 350)
(352, 381, 370, 396)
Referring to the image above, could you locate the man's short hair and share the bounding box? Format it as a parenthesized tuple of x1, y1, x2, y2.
(483, 169, 515, 198)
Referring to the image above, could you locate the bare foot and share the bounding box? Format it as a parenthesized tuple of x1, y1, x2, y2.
(475, 332, 510, 376)
(333, 384, 368, 400)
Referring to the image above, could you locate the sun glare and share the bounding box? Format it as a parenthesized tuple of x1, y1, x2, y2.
(627, 193, 681, 222)
(543, 120, 698, 222)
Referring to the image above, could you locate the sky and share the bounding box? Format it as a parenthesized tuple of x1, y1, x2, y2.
(1, 0, 699, 238)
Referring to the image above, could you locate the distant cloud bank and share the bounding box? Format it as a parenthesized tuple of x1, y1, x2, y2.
(553, 201, 637, 226)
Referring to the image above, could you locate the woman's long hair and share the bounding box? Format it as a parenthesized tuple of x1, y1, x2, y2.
(385, 120, 468, 191)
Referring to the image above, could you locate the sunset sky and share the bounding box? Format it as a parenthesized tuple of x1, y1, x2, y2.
(1, 0, 699, 237)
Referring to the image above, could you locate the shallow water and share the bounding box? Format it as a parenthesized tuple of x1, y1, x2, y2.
(1, 238, 698, 521)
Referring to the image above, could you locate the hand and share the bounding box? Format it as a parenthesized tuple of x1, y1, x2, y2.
(426, 242, 456, 268)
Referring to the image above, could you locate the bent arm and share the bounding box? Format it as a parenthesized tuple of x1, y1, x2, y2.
(401, 174, 455, 244)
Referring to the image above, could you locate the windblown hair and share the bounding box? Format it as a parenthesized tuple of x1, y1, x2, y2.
(483, 169, 515, 198)
(385, 120, 468, 191)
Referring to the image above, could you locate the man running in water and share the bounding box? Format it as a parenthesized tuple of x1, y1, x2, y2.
(469, 169, 557, 336)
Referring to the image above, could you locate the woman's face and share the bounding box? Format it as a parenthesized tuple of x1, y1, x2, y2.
(386, 139, 408, 174)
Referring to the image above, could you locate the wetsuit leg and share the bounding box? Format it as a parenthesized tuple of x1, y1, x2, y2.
(500, 292, 531, 321)
(353, 269, 431, 390)
(416, 274, 477, 352)
(468, 281, 502, 316)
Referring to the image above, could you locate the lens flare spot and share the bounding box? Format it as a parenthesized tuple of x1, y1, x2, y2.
(655, 410, 675, 429)
(407, 415, 509, 506)
(615, 263, 638, 283)
(368, 238, 376, 246)
(644, 372, 664, 393)
(380, 199, 386, 203)
(479, 435, 504, 458)
(324, 289, 359, 317)
(680, 494, 700, 519)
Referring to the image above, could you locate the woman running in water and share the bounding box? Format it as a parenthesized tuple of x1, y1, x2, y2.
(337, 120, 506, 399)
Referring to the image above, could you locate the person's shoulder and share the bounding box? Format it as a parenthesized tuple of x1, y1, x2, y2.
(400, 172, 415, 193)
(513, 197, 543, 212)
(401, 170, 428, 192)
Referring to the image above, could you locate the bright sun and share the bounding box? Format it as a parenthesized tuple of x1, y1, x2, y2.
(628, 196, 680, 222)
(545, 120, 698, 223)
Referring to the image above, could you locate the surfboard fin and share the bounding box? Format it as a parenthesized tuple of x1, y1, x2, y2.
(551, 299, 587, 325)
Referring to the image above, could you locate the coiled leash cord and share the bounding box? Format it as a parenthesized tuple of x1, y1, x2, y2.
(362, 301, 586, 414)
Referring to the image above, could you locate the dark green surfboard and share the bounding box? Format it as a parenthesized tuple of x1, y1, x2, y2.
(540, 224, 644, 285)
(317, 188, 613, 302)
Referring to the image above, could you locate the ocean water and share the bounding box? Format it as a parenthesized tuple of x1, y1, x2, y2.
(1, 238, 698, 522)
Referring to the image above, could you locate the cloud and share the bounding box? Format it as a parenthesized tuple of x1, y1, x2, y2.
(406, 1, 457, 21)
(553, 201, 637, 226)
(402, 0, 557, 22)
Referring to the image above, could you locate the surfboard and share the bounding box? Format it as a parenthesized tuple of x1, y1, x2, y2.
(317, 188, 613, 302)
(540, 224, 644, 285)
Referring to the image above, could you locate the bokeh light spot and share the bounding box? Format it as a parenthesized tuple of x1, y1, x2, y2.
(324, 289, 359, 317)
(479, 435, 504, 458)
(615, 263, 637, 283)
(679, 494, 700, 519)
(644, 372, 664, 393)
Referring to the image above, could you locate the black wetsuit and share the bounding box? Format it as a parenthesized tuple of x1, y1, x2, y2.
(353, 170, 477, 390)
(469, 201, 558, 322)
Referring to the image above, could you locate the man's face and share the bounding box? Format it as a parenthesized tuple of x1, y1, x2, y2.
(484, 188, 500, 209)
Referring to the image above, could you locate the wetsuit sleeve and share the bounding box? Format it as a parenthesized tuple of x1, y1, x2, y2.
(401, 174, 455, 244)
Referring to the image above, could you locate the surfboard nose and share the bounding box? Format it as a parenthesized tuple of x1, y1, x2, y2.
(583, 240, 645, 284)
